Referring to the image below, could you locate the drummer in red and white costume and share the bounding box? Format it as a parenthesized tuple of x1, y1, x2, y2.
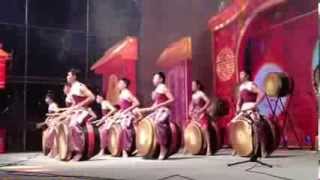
(42, 91, 59, 157)
(114, 78, 140, 158)
(94, 93, 117, 156)
(136, 72, 174, 160)
(233, 70, 265, 120)
(231, 70, 266, 156)
(188, 80, 212, 155)
(65, 69, 96, 161)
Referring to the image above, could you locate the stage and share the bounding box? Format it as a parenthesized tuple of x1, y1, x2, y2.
(0, 149, 317, 180)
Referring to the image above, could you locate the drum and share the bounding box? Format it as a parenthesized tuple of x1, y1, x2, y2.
(82, 123, 100, 160)
(208, 97, 229, 118)
(262, 118, 280, 156)
(184, 121, 220, 155)
(136, 117, 181, 159)
(229, 114, 280, 157)
(57, 123, 100, 161)
(264, 72, 292, 97)
(107, 123, 122, 157)
(136, 117, 158, 157)
(184, 122, 204, 155)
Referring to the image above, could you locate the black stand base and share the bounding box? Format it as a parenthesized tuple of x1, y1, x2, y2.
(227, 156, 273, 168)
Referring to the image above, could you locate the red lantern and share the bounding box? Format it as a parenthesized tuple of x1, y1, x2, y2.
(0, 128, 6, 153)
(0, 44, 10, 89)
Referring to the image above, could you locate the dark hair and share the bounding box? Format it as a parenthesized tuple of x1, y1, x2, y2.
(45, 90, 55, 101)
(120, 78, 130, 87)
(114, 104, 121, 110)
(243, 70, 251, 80)
(154, 72, 166, 83)
(96, 89, 105, 98)
(194, 80, 204, 91)
(68, 68, 81, 78)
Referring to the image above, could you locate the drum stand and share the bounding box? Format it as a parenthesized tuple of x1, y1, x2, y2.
(227, 155, 272, 168)
(265, 95, 303, 149)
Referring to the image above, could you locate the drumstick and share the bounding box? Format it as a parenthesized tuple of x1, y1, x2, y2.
(56, 107, 70, 112)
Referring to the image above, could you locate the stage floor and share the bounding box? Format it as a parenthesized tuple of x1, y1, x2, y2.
(0, 149, 318, 180)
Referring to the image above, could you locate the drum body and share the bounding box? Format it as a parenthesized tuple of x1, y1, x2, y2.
(264, 72, 292, 97)
(184, 120, 220, 155)
(136, 117, 158, 157)
(57, 122, 100, 161)
(261, 118, 280, 156)
(229, 115, 280, 157)
(82, 123, 100, 160)
(184, 122, 204, 155)
(136, 117, 181, 159)
(107, 123, 122, 157)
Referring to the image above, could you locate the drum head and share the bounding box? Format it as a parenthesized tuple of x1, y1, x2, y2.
(264, 72, 291, 97)
(108, 124, 122, 156)
(57, 124, 69, 160)
(136, 117, 155, 156)
(229, 118, 254, 157)
(184, 122, 204, 155)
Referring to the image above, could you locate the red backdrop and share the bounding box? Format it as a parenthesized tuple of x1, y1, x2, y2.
(209, 0, 317, 148)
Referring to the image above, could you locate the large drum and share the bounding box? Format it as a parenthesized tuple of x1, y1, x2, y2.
(264, 72, 293, 97)
(57, 122, 100, 161)
(136, 117, 181, 159)
(184, 122, 204, 155)
(183, 121, 220, 155)
(229, 115, 280, 157)
(107, 123, 122, 157)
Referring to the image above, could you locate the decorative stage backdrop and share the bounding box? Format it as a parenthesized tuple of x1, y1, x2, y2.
(91, 36, 138, 104)
(0, 0, 141, 152)
(209, 0, 318, 148)
(157, 37, 192, 129)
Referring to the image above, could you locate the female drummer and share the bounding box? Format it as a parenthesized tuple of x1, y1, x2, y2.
(188, 80, 212, 155)
(112, 78, 140, 158)
(234, 70, 264, 119)
(232, 70, 266, 156)
(94, 93, 117, 156)
(66, 68, 96, 161)
(42, 91, 59, 157)
(136, 72, 174, 160)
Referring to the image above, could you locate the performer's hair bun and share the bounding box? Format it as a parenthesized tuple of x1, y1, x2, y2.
(243, 69, 252, 79)
(69, 68, 81, 77)
(46, 90, 55, 100)
(154, 72, 166, 83)
(120, 78, 130, 87)
(96, 89, 104, 97)
(194, 80, 204, 91)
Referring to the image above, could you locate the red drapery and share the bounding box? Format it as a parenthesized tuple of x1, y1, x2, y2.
(0, 47, 10, 89)
(157, 37, 192, 128)
(91, 36, 138, 102)
(209, 0, 318, 148)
